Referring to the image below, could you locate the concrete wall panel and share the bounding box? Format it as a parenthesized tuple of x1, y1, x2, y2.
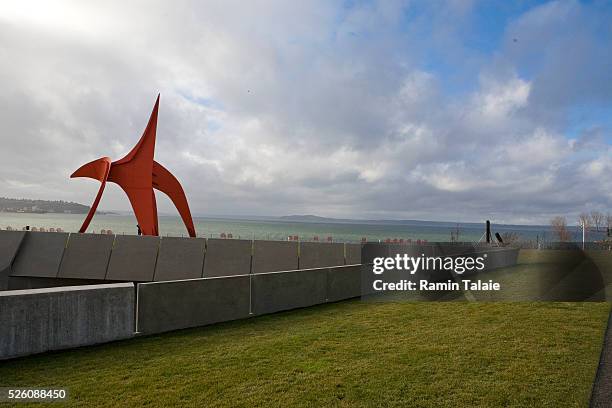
(345, 244, 361, 265)
(327, 265, 361, 302)
(252, 269, 327, 315)
(0, 230, 26, 290)
(252, 240, 298, 273)
(8, 276, 110, 290)
(137, 276, 251, 335)
(106, 235, 159, 282)
(361, 243, 390, 264)
(58, 233, 114, 280)
(0, 283, 134, 360)
(203, 239, 252, 277)
(0, 230, 26, 271)
(481, 248, 519, 271)
(154, 237, 206, 281)
(11, 232, 68, 278)
(299, 242, 344, 269)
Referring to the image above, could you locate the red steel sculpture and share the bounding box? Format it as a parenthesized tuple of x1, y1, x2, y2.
(71, 95, 196, 237)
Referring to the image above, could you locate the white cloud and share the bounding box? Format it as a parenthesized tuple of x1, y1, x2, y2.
(0, 0, 609, 223)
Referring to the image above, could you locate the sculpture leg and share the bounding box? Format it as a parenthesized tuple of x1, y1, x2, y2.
(153, 161, 196, 237)
(117, 186, 159, 236)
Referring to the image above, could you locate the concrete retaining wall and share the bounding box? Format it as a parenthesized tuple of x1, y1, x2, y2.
(58, 233, 114, 280)
(252, 240, 298, 273)
(251, 268, 328, 315)
(136, 275, 251, 334)
(3, 234, 350, 282)
(203, 239, 252, 277)
(0, 283, 134, 360)
(154, 237, 206, 281)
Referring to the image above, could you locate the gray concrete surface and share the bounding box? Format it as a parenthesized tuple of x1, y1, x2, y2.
(345, 243, 362, 265)
(591, 309, 612, 407)
(252, 268, 327, 315)
(252, 240, 298, 273)
(11, 232, 69, 278)
(361, 242, 390, 264)
(203, 239, 252, 277)
(106, 235, 160, 282)
(137, 275, 251, 334)
(327, 265, 361, 302)
(481, 248, 520, 271)
(299, 242, 344, 269)
(154, 237, 206, 281)
(0, 230, 26, 290)
(58, 233, 114, 280)
(8, 276, 110, 290)
(0, 283, 134, 360)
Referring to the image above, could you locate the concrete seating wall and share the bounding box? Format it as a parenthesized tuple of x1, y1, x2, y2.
(0, 283, 134, 360)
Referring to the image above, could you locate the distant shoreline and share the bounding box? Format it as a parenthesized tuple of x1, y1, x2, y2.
(0, 210, 117, 215)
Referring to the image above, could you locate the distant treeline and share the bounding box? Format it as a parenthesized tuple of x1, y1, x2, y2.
(0, 197, 89, 214)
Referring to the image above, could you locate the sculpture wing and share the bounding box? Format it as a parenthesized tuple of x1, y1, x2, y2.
(70, 157, 112, 233)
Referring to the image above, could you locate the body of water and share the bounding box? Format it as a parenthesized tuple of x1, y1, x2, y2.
(0, 212, 603, 243)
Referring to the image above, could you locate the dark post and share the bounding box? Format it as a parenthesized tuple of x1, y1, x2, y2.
(495, 232, 504, 244)
(486, 220, 491, 243)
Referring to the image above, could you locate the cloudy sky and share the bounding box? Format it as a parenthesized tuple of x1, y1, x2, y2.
(0, 0, 610, 224)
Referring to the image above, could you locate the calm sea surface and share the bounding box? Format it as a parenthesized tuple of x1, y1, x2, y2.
(0, 212, 596, 243)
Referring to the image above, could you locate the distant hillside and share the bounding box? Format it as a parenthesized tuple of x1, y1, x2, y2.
(278, 214, 553, 229)
(279, 215, 335, 222)
(0, 197, 90, 214)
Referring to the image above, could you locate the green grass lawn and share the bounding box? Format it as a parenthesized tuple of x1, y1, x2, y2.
(0, 300, 609, 407)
